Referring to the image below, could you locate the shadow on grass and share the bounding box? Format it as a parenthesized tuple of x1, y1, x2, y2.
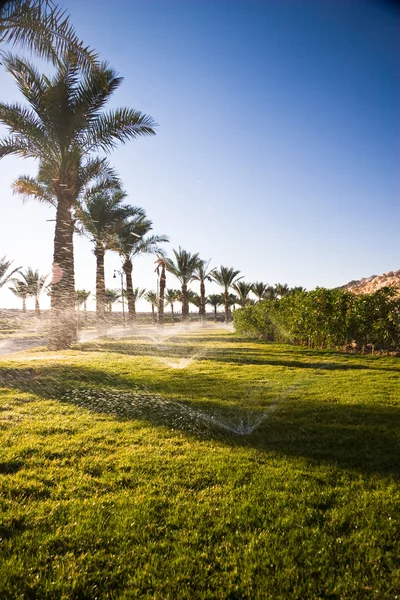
(0, 364, 399, 477)
(76, 340, 400, 373)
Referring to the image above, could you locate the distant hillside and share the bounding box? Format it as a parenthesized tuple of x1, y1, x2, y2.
(342, 270, 400, 295)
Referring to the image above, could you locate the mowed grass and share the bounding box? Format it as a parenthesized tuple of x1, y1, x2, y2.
(0, 327, 399, 599)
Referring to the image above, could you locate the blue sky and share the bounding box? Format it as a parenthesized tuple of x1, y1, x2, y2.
(0, 0, 399, 310)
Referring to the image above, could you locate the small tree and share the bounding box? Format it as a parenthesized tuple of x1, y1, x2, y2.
(144, 291, 157, 324)
(165, 248, 202, 322)
(193, 259, 215, 323)
(165, 289, 180, 324)
(76, 289, 91, 311)
(104, 289, 121, 313)
(212, 266, 242, 322)
(208, 294, 223, 322)
(9, 279, 28, 312)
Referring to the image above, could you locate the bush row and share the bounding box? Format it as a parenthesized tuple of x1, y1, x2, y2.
(233, 287, 400, 352)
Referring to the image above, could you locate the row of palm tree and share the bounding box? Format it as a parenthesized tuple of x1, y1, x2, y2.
(0, 2, 305, 346)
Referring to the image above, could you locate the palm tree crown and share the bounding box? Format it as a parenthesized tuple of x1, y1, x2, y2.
(232, 281, 253, 308)
(252, 281, 268, 302)
(0, 255, 20, 288)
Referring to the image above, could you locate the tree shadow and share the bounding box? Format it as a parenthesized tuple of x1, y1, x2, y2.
(75, 339, 400, 373)
(0, 364, 398, 477)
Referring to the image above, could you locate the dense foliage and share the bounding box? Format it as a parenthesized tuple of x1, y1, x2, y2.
(234, 287, 400, 352)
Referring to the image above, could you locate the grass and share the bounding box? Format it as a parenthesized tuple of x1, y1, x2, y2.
(0, 327, 399, 599)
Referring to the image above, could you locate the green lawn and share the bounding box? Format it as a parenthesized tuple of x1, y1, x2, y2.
(0, 328, 399, 599)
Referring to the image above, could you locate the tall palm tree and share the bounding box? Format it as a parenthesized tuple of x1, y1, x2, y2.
(165, 247, 201, 322)
(104, 288, 120, 312)
(193, 259, 215, 323)
(252, 281, 268, 303)
(154, 255, 167, 326)
(0, 54, 157, 349)
(0, 255, 20, 288)
(0, 0, 97, 69)
(76, 187, 136, 326)
(144, 290, 157, 324)
(75, 289, 90, 311)
(115, 217, 168, 323)
(12, 266, 47, 315)
(165, 288, 180, 324)
(212, 266, 242, 322)
(208, 293, 223, 322)
(9, 279, 28, 312)
(232, 281, 253, 308)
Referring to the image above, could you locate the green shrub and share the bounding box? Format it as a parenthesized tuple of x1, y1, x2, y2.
(234, 287, 400, 352)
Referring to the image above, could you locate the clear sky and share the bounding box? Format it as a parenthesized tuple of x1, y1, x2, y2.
(0, 0, 399, 311)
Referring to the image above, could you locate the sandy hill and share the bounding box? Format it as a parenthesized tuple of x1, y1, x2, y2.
(342, 270, 400, 295)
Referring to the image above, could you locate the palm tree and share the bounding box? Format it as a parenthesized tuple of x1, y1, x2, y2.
(252, 281, 268, 303)
(232, 281, 253, 308)
(263, 285, 277, 300)
(154, 255, 167, 326)
(115, 217, 168, 323)
(12, 266, 47, 316)
(289, 286, 306, 295)
(76, 289, 90, 311)
(212, 266, 242, 322)
(227, 293, 239, 319)
(187, 290, 201, 316)
(9, 279, 28, 312)
(0, 0, 97, 69)
(128, 287, 146, 321)
(165, 247, 201, 322)
(104, 288, 120, 312)
(208, 293, 223, 322)
(0, 256, 20, 288)
(165, 288, 180, 324)
(144, 290, 157, 324)
(0, 54, 157, 349)
(76, 187, 136, 326)
(275, 283, 290, 298)
(193, 259, 215, 323)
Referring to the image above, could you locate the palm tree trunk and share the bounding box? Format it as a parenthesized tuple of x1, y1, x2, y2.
(151, 304, 155, 324)
(200, 281, 205, 323)
(182, 283, 188, 322)
(132, 298, 136, 321)
(224, 289, 229, 322)
(95, 243, 105, 329)
(157, 264, 166, 326)
(171, 303, 174, 324)
(214, 306, 217, 322)
(49, 196, 76, 350)
(35, 295, 40, 317)
(22, 297, 26, 313)
(123, 258, 135, 323)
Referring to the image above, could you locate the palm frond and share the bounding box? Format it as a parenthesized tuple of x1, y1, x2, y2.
(13, 174, 56, 206)
(0, 1, 98, 70)
(83, 109, 157, 153)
